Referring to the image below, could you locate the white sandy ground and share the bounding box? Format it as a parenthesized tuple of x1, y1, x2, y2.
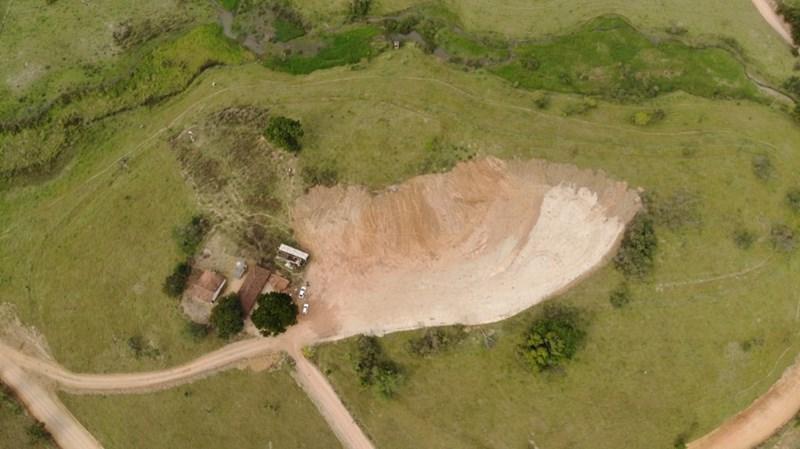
(752, 0, 795, 46)
(0, 157, 644, 449)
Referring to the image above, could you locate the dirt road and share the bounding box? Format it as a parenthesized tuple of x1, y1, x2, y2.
(689, 354, 800, 449)
(0, 354, 102, 449)
(752, 0, 795, 45)
(290, 347, 375, 449)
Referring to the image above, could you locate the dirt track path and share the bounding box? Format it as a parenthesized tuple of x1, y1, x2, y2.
(290, 347, 375, 449)
(0, 354, 102, 449)
(752, 0, 795, 45)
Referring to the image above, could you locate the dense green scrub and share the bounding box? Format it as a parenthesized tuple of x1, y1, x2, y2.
(492, 16, 758, 100)
(264, 25, 381, 74)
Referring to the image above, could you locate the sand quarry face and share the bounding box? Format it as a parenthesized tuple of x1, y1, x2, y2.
(293, 157, 640, 339)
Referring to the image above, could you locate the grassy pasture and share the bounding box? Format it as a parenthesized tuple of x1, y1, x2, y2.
(61, 365, 342, 449)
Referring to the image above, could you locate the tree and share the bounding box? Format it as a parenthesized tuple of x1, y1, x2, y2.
(519, 305, 586, 372)
(210, 294, 244, 339)
(265, 116, 304, 152)
(353, 335, 403, 397)
(174, 214, 209, 256)
(163, 261, 191, 297)
(251, 292, 298, 336)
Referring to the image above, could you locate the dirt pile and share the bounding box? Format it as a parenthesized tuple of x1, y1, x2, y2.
(293, 157, 640, 339)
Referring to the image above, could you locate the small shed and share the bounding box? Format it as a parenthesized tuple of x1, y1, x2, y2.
(265, 273, 290, 293)
(186, 269, 226, 304)
(277, 244, 309, 268)
(238, 265, 271, 315)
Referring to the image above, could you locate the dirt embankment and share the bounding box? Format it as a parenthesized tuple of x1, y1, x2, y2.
(752, 0, 795, 46)
(294, 157, 640, 340)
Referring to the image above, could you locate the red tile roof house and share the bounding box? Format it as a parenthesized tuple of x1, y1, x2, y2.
(238, 265, 271, 315)
(186, 269, 227, 304)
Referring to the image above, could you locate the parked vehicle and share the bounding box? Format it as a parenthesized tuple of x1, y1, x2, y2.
(302, 303, 309, 315)
(298, 285, 307, 300)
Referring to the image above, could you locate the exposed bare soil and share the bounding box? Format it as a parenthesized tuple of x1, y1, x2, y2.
(294, 157, 640, 340)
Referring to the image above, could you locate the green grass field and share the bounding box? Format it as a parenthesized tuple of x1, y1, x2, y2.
(0, 384, 55, 449)
(61, 365, 342, 449)
(1, 0, 800, 447)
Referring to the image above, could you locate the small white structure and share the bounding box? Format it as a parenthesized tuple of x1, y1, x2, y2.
(233, 260, 248, 279)
(277, 244, 309, 268)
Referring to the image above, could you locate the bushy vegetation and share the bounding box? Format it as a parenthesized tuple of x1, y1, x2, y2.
(786, 188, 800, 213)
(183, 321, 210, 342)
(348, 0, 373, 21)
(614, 212, 658, 278)
(609, 283, 632, 309)
(264, 26, 380, 74)
(645, 190, 703, 230)
(519, 305, 586, 372)
(631, 109, 666, 126)
(26, 423, 52, 444)
(265, 116, 304, 152)
(771, 224, 797, 253)
(210, 294, 245, 339)
(163, 261, 192, 297)
(777, 2, 800, 44)
(752, 154, 774, 181)
(733, 227, 756, 250)
(354, 336, 403, 398)
(251, 292, 298, 336)
(492, 16, 756, 100)
(173, 215, 210, 256)
(407, 326, 467, 357)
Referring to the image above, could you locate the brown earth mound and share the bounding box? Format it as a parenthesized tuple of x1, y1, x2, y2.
(293, 157, 640, 339)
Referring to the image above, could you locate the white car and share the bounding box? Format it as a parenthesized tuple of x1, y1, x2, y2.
(302, 303, 309, 315)
(298, 286, 307, 300)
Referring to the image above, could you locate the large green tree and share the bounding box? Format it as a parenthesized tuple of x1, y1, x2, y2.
(519, 305, 586, 372)
(251, 292, 298, 336)
(210, 294, 244, 339)
(162, 261, 191, 298)
(265, 116, 304, 152)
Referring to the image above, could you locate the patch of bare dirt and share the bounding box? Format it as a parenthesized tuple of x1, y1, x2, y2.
(293, 157, 640, 340)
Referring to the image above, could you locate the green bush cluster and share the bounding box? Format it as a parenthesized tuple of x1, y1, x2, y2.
(407, 326, 467, 357)
(609, 283, 631, 309)
(163, 260, 191, 297)
(354, 335, 403, 398)
(348, 0, 373, 21)
(265, 115, 304, 152)
(752, 154, 774, 181)
(631, 109, 666, 126)
(174, 215, 210, 256)
(519, 305, 586, 372)
(777, 2, 800, 44)
(614, 212, 658, 278)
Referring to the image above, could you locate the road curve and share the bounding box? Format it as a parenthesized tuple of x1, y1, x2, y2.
(0, 328, 304, 394)
(0, 354, 103, 449)
(752, 0, 795, 45)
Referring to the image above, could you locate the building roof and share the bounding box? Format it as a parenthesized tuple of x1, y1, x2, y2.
(278, 244, 309, 261)
(238, 265, 271, 314)
(266, 273, 290, 292)
(186, 269, 226, 303)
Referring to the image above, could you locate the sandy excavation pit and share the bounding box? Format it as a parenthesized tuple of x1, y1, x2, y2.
(293, 157, 641, 339)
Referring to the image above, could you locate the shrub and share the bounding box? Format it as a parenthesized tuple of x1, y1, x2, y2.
(786, 188, 800, 213)
(265, 116, 304, 152)
(784, 76, 800, 98)
(771, 224, 797, 253)
(163, 261, 191, 297)
(631, 109, 666, 126)
(251, 292, 298, 336)
(407, 326, 466, 357)
(174, 214, 209, 256)
(354, 335, 403, 397)
(609, 283, 631, 309)
(519, 304, 586, 372)
(210, 294, 245, 339)
(533, 94, 551, 109)
(302, 163, 339, 187)
(348, 0, 372, 20)
(614, 212, 658, 278)
(26, 422, 51, 443)
(644, 190, 702, 230)
(733, 227, 756, 250)
(751, 154, 774, 181)
(183, 321, 209, 342)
